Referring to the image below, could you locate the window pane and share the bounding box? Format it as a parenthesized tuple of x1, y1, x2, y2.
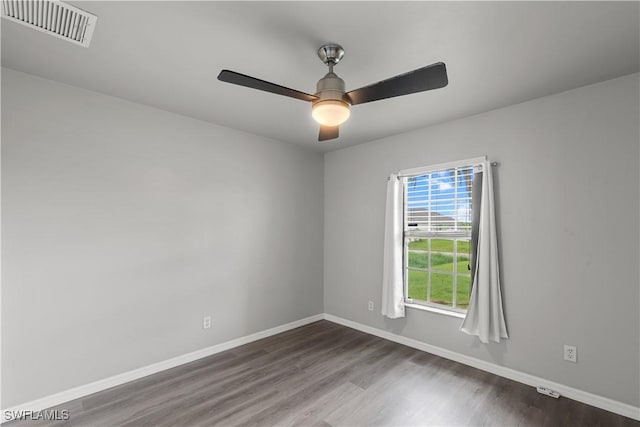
(429, 272, 453, 307)
(405, 167, 475, 233)
(457, 256, 470, 273)
(456, 275, 471, 309)
(408, 238, 428, 251)
(407, 270, 427, 301)
(408, 250, 427, 269)
(430, 238, 453, 252)
(455, 241, 469, 274)
(430, 251, 453, 272)
(457, 239, 470, 255)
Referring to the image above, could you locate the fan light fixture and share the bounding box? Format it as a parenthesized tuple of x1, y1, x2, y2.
(311, 100, 350, 126)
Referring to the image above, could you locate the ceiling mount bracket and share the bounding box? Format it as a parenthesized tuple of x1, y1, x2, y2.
(317, 44, 345, 66)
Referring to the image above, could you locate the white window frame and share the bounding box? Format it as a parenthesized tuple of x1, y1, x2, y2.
(399, 156, 486, 315)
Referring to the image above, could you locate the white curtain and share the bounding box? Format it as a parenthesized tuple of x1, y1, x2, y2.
(381, 174, 405, 318)
(460, 160, 508, 343)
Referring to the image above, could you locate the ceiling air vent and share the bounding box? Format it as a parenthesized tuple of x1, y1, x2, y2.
(1, 0, 97, 47)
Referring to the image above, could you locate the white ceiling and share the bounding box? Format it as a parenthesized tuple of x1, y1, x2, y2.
(2, 1, 639, 152)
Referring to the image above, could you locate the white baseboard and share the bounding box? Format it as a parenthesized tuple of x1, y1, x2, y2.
(323, 313, 640, 421)
(4, 313, 638, 423)
(1, 314, 324, 423)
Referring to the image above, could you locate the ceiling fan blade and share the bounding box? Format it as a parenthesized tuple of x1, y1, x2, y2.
(218, 70, 318, 102)
(345, 62, 448, 106)
(319, 125, 339, 141)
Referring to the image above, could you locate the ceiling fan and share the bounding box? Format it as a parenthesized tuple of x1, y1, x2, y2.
(217, 44, 448, 142)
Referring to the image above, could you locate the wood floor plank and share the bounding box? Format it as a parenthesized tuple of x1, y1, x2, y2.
(216, 336, 391, 426)
(81, 349, 263, 413)
(5, 320, 639, 427)
(287, 381, 366, 427)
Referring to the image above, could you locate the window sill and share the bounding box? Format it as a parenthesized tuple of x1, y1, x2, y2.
(404, 302, 466, 319)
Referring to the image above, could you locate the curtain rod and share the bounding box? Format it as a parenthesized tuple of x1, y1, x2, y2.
(394, 161, 500, 179)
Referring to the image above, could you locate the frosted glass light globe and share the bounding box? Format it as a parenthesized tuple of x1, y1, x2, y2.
(312, 100, 351, 126)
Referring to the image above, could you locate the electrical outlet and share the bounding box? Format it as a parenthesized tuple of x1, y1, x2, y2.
(368, 301, 374, 311)
(203, 316, 212, 329)
(564, 344, 577, 362)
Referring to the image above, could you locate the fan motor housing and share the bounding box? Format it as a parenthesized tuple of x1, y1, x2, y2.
(314, 72, 349, 105)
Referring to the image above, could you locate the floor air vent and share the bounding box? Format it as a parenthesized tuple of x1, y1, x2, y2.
(1, 0, 97, 47)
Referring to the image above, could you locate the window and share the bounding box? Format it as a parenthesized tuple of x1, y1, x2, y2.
(402, 163, 476, 313)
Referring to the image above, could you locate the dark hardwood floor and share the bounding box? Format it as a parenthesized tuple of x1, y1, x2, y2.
(7, 320, 639, 426)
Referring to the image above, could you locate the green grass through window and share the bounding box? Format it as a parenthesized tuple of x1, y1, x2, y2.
(407, 238, 471, 309)
(408, 238, 470, 253)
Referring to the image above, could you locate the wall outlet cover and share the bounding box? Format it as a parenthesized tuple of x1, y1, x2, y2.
(203, 316, 212, 329)
(563, 344, 577, 362)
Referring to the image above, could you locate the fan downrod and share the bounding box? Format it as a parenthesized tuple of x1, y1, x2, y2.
(317, 44, 345, 66)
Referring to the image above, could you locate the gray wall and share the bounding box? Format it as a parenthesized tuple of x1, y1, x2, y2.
(324, 73, 639, 406)
(1, 68, 324, 407)
(3, 66, 638, 409)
